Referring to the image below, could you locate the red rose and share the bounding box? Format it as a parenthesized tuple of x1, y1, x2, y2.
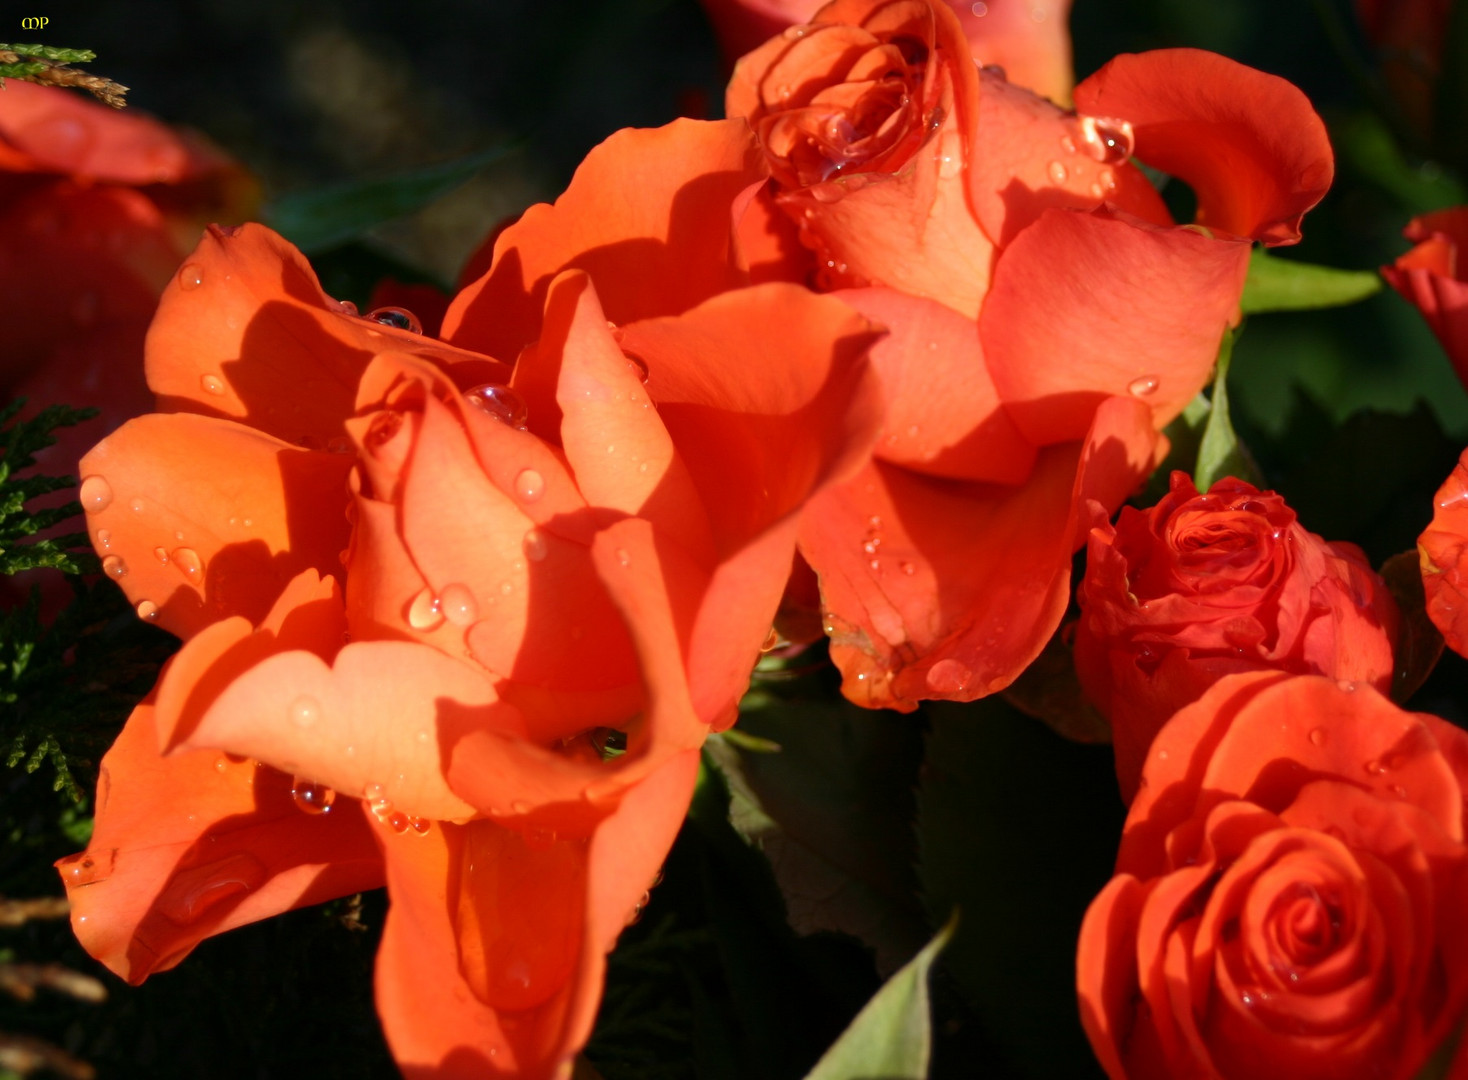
(1382, 208, 1468, 388)
(1420, 446, 1468, 657)
(1075, 472, 1399, 803)
(724, 0, 1335, 708)
(1078, 672, 1468, 1080)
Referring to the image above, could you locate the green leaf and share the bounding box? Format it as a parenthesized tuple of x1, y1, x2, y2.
(1194, 328, 1261, 491)
(1240, 248, 1382, 314)
(801, 914, 955, 1080)
(1332, 111, 1467, 215)
(0, 44, 97, 63)
(264, 145, 517, 254)
(713, 677, 930, 974)
(916, 697, 1121, 1078)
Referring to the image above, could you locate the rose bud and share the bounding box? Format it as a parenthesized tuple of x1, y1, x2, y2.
(1382, 208, 1468, 389)
(1074, 472, 1399, 803)
(1078, 671, 1468, 1080)
(1420, 446, 1468, 657)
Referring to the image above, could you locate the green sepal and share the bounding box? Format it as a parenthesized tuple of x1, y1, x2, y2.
(1240, 248, 1382, 314)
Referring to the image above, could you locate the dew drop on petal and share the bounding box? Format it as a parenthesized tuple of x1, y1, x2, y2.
(291, 776, 336, 815)
(290, 695, 320, 728)
(97, 529, 111, 548)
(102, 555, 128, 578)
(200, 374, 225, 396)
(178, 263, 204, 290)
(1308, 727, 1327, 747)
(153, 546, 169, 564)
(1047, 160, 1067, 184)
(80, 475, 113, 513)
(438, 583, 478, 626)
(136, 599, 158, 621)
(130, 497, 145, 513)
(57, 849, 117, 887)
(171, 547, 203, 579)
(367, 306, 423, 334)
(464, 384, 528, 430)
(1077, 115, 1135, 164)
(971, 0, 988, 12)
(407, 586, 444, 630)
(522, 529, 548, 562)
(926, 658, 972, 694)
(514, 468, 545, 503)
(1128, 374, 1160, 397)
(616, 548, 631, 567)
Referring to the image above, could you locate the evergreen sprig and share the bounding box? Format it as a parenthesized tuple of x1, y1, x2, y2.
(0, 399, 98, 578)
(0, 44, 125, 108)
(0, 400, 175, 802)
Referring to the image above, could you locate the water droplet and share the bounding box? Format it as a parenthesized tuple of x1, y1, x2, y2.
(160, 852, 264, 924)
(465, 384, 528, 429)
(1128, 374, 1160, 397)
(1390, 784, 1407, 798)
(901, 561, 916, 575)
(1308, 727, 1327, 747)
(926, 658, 972, 694)
(781, 24, 807, 39)
(96, 529, 111, 548)
(366, 306, 423, 334)
(1077, 115, 1135, 164)
(408, 816, 432, 835)
(522, 529, 548, 562)
(511, 800, 530, 814)
(57, 848, 117, 887)
(1156, 748, 1170, 761)
(178, 263, 204, 290)
(1338, 679, 1358, 693)
(290, 695, 320, 728)
(214, 756, 229, 773)
(291, 776, 336, 815)
(514, 467, 545, 502)
(1047, 160, 1068, 184)
(1059, 134, 1077, 155)
(938, 152, 962, 179)
(980, 63, 1007, 81)
(79, 475, 113, 513)
(171, 547, 203, 579)
(333, 299, 359, 316)
(1363, 758, 1386, 775)
(971, 0, 988, 14)
(438, 583, 478, 626)
(616, 548, 631, 567)
(199, 374, 226, 397)
(151, 547, 168, 565)
(136, 599, 158, 621)
(407, 586, 444, 630)
(129, 497, 145, 513)
(102, 555, 128, 578)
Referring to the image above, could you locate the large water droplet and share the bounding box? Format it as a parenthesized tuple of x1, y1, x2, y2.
(1128, 374, 1160, 397)
(80, 475, 113, 513)
(290, 695, 320, 728)
(171, 547, 203, 580)
(522, 529, 548, 562)
(464, 384, 528, 430)
(925, 658, 972, 694)
(514, 468, 545, 503)
(200, 374, 225, 396)
(407, 586, 444, 630)
(178, 263, 204, 291)
(159, 852, 265, 924)
(136, 599, 158, 621)
(367, 306, 423, 334)
(438, 583, 478, 626)
(1077, 115, 1135, 164)
(102, 555, 128, 578)
(57, 848, 117, 887)
(971, 1, 988, 14)
(291, 775, 336, 815)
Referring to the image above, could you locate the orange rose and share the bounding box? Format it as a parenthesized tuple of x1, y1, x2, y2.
(1075, 473, 1399, 802)
(724, 0, 1335, 709)
(60, 209, 880, 1076)
(1078, 672, 1468, 1080)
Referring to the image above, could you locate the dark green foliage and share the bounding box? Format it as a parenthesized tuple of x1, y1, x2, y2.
(0, 400, 99, 579)
(0, 45, 98, 64)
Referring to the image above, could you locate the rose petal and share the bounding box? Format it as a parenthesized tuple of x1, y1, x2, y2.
(79, 412, 354, 639)
(800, 394, 1155, 710)
(834, 285, 1037, 482)
(56, 692, 382, 984)
(443, 119, 765, 361)
(980, 207, 1250, 446)
(1072, 49, 1333, 245)
(146, 223, 507, 445)
(373, 748, 698, 1078)
(176, 640, 518, 822)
